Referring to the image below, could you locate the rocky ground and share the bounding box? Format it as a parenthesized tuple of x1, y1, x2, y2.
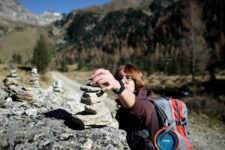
(188, 112, 225, 150)
(0, 71, 224, 150)
(0, 86, 129, 150)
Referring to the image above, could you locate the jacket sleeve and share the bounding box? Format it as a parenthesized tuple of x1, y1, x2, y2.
(129, 96, 154, 129)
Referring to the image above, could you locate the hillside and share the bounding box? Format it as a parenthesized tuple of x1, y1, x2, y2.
(1, 0, 223, 76)
(0, 24, 58, 63)
(73, 0, 154, 14)
(52, 0, 224, 78)
(0, 0, 66, 64)
(0, 0, 39, 25)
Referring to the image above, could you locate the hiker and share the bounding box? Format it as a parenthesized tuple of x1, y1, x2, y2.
(91, 64, 159, 150)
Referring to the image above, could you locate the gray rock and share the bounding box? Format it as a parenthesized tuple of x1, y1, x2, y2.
(0, 108, 13, 115)
(4, 77, 19, 86)
(0, 74, 130, 150)
(72, 101, 113, 128)
(80, 85, 102, 92)
(0, 89, 7, 105)
(2, 113, 129, 150)
(25, 108, 38, 116)
(5, 97, 12, 105)
(30, 68, 39, 88)
(85, 104, 97, 114)
(86, 78, 101, 87)
(81, 92, 107, 105)
(31, 68, 38, 74)
(53, 80, 63, 92)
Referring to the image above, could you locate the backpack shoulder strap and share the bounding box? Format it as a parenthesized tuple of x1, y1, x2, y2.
(148, 97, 170, 127)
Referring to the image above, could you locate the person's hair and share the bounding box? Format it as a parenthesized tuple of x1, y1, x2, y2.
(114, 64, 144, 91)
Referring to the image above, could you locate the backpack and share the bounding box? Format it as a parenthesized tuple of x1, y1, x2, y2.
(150, 97, 192, 150)
(128, 97, 192, 150)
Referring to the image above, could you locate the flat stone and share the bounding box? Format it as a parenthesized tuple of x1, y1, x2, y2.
(17, 95, 34, 102)
(80, 85, 102, 92)
(72, 111, 112, 128)
(22, 86, 32, 91)
(72, 101, 112, 128)
(31, 68, 38, 74)
(16, 89, 34, 102)
(4, 77, 19, 86)
(80, 92, 107, 105)
(10, 73, 18, 77)
(54, 80, 62, 88)
(17, 89, 33, 95)
(53, 88, 63, 92)
(86, 78, 100, 87)
(84, 105, 97, 114)
(10, 69, 17, 74)
(30, 77, 39, 80)
(31, 74, 38, 77)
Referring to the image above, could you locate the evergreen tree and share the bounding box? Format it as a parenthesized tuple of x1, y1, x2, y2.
(32, 35, 51, 73)
(11, 53, 22, 64)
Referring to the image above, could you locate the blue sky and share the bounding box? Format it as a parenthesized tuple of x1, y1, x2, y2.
(18, 0, 111, 15)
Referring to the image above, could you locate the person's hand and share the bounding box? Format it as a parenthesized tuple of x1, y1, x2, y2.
(91, 69, 120, 92)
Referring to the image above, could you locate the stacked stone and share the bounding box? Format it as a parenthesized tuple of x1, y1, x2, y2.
(72, 79, 113, 128)
(16, 86, 34, 102)
(3, 69, 20, 88)
(9, 69, 20, 80)
(30, 68, 39, 88)
(3, 69, 34, 102)
(53, 80, 63, 92)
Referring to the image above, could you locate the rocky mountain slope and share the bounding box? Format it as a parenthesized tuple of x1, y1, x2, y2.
(39, 11, 65, 25)
(0, 0, 63, 64)
(0, 0, 64, 25)
(0, 0, 39, 25)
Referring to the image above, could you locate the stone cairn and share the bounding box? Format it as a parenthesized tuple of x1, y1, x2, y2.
(3, 69, 34, 102)
(53, 80, 63, 92)
(72, 79, 113, 128)
(30, 68, 39, 88)
(4, 69, 20, 87)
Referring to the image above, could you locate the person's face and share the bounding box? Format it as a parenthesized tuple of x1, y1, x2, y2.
(117, 72, 135, 93)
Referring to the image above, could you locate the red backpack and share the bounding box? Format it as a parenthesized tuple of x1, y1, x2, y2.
(150, 97, 192, 150)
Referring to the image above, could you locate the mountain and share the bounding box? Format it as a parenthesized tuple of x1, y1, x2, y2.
(0, 0, 40, 25)
(39, 11, 65, 25)
(52, 0, 224, 77)
(0, 0, 224, 79)
(0, 0, 64, 25)
(73, 0, 154, 14)
(0, 0, 65, 63)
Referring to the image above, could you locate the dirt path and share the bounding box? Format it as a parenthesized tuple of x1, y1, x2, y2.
(51, 71, 83, 96)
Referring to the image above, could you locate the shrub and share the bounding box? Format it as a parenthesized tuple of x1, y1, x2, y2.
(11, 53, 22, 64)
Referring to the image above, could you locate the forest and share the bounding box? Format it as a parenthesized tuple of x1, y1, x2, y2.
(54, 0, 225, 81)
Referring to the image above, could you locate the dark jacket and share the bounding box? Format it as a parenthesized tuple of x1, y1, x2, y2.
(115, 87, 159, 149)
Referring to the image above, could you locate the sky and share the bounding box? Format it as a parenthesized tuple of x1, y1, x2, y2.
(18, 0, 111, 15)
